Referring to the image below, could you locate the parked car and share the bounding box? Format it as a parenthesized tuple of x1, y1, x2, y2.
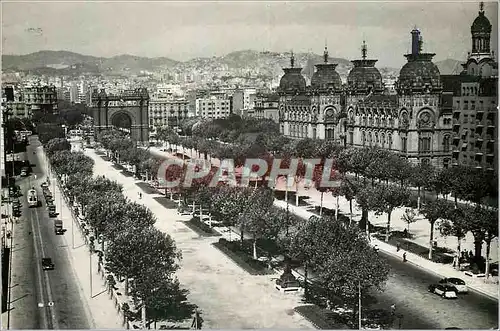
(439, 278, 468, 293)
(490, 263, 498, 276)
(41, 182, 49, 189)
(41, 258, 55, 270)
(47, 205, 57, 218)
(428, 284, 458, 299)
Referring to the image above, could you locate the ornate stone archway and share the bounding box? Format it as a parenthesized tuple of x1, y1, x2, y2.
(91, 88, 149, 144)
(110, 111, 133, 133)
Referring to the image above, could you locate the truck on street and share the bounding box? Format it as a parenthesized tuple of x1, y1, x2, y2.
(54, 219, 64, 235)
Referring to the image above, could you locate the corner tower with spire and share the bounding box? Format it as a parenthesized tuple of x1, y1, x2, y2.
(461, 1, 497, 77)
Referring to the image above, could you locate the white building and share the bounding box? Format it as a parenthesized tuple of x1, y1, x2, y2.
(195, 96, 231, 119)
(149, 98, 190, 130)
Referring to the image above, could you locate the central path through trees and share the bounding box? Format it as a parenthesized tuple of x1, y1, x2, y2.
(85, 149, 314, 329)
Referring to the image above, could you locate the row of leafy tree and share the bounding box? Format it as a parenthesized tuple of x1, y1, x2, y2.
(44, 138, 197, 328)
(171, 179, 391, 329)
(98, 125, 499, 276)
(151, 119, 499, 276)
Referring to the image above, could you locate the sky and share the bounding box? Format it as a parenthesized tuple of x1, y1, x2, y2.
(1, 1, 498, 68)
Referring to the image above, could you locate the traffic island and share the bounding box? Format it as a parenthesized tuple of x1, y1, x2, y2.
(294, 305, 349, 329)
(111, 164, 125, 171)
(135, 182, 158, 195)
(121, 170, 134, 178)
(153, 197, 179, 210)
(183, 217, 221, 237)
(212, 238, 275, 276)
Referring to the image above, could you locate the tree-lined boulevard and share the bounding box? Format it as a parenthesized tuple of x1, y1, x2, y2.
(3, 112, 497, 329)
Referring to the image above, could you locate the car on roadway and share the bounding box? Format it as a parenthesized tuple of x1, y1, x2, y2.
(47, 205, 57, 218)
(42, 258, 55, 270)
(439, 277, 468, 294)
(41, 182, 49, 189)
(428, 284, 458, 299)
(20, 167, 29, 177)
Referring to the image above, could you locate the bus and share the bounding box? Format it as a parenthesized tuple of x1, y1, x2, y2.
(27, 188, 39, 208)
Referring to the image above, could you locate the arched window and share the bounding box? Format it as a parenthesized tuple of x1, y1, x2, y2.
(419, 135, 431, 152)
(443, 135, 450, 152)
(443, 158, 450, 169)
(362, 132, 366, 145)
(381, 133, 385, 147)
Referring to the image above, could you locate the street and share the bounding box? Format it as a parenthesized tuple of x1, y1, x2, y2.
(375, 251, 498, 329)
(6, 138, 92, 329)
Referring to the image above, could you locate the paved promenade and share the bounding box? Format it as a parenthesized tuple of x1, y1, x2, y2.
(86, 148, 314, 329)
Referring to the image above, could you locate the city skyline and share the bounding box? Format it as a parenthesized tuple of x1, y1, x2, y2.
(2, 1, 498, 68)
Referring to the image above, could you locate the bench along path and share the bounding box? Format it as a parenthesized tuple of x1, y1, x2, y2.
(86, 149, 314, 329)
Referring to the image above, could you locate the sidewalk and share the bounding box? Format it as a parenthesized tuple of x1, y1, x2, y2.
(148, 145, 499, 300)
(275, 199, 499, 300)
(85, 148, 315, 329)
(41, 147, 123, 329)
(1, 202, 14, 330)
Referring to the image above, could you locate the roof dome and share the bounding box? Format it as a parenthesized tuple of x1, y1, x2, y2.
(311, 64, 342, 90)
(398, 54, 441, 89)
(347, 61, 383, 91)
(278, 67, 307, 93)
(472, 9, 492, 33)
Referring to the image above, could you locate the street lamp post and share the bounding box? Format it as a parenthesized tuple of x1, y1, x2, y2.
(358, 281, 362, 330)
(89, 250, 93, 298)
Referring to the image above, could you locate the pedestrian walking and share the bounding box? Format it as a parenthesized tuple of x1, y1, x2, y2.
(402, 252, 407, 262)
(396, 242, 401, 252)
(138, 192, 142, 199)
(390, 304, 396, 316)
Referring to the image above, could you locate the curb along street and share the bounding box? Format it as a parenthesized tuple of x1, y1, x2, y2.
(41, 146, 123, 329)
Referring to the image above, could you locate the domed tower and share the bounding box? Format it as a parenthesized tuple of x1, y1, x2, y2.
(307, 46, 346, 142)
(345, 41, 394, 151)
(310, 46, 342, 92)
(395, 28, 448, 167)
(278, 51, 310, 139)
(396, 29, 442, 94)
(461, 2, 497, 77)
(471, 1, 492, 54)
(277, 51, 307, 95)
(347, 41, 384, 95)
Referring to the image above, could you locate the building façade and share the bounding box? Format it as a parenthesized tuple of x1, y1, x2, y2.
(278, 4, 497, 173)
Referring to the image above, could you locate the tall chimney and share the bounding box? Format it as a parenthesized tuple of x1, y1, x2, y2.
(411, 28, 420, 55)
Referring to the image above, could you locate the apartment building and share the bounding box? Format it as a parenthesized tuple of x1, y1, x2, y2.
(442, 3, 498, 174)
(149, 98, 190, 130)
(195, 96, 231, 119)
(3, 84, 58, 118)
(253, 93, 279, 122)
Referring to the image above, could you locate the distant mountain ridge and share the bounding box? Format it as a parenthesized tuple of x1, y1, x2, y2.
(2, 50, 180, 73)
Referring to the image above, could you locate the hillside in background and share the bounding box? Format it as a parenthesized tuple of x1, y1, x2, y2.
(2, 49, 419, 79)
